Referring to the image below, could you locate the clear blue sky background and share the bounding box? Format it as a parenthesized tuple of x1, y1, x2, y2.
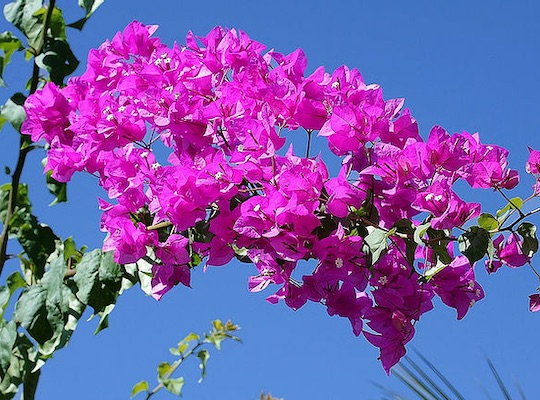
(1, 1, 540, 399)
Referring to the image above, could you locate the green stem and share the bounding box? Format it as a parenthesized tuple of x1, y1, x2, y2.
(145, 341, 205, 400)
(497, 188, 526, 218)
(0, 0, 57, 277)
(499, 206, 540, 233)
(305, 129, 313, 158)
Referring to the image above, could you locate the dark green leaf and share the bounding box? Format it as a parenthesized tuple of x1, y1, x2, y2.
(35, 38, 78, 85)
(393, 218, 414, 235)
(0, 183, 58, 278)
(14, 251, 73, 353)
(20, 369, 40, 400)
(45, 170, 67, 205)
(3, 1, 44, 49)
(427, 228, 453, 265)
(14, 218, 58, 279)
(14, 284, 50, 344)
(197, 349, 210, 383)
(0, 92, 26, 132)
(478, 213, 499, 231)
(131, 381, 149, 398)
(517, 222, 538, 258)
(67, 0, 105, 30)
(74, 249, 122, 316)
(458, 226, 490, 264)
(163, 377, 184, 396)
(0, 31, 24, 86)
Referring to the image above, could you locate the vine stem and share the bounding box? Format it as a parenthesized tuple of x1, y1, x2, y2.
(0, 0, 56, 277)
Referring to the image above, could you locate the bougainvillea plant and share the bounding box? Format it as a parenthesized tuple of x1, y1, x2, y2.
(22, 21, 540, 372)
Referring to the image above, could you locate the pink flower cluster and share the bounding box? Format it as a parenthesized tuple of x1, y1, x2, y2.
(23, 21, 533, 372)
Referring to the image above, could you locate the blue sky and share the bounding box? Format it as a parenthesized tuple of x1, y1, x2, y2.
(2, 1, 540, 398)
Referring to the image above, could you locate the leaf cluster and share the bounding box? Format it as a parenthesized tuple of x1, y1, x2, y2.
(131, 320, 241, 399)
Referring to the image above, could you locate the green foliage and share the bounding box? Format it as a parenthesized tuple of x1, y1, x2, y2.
(35, 37, 78, 85)
(458, 226, 490, 264)
(1, 242, 127, 398)
(0, 3, 114, 398)
(0, 32, 23, 87)
(3, 0, 43, 49)
(132, 320, 241, 399)
(45, 169, 67, 205)
(517, 222, 538, 259)
(0, 92, 26, 132)
(67, 0, 105, 30)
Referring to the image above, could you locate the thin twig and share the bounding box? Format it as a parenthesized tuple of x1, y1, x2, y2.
(0, 0, 57, 277)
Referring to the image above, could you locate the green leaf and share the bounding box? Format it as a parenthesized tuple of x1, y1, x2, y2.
(2, 271, 28, 316)
(93, 303, 114, 335)
(0, 31, 23, 86)
(0, 183, 59, 278)
(74, 250, 122, 315)
(426, 228, 453, 265)
(78, 0, 105, 16)
(130, 380, 149, 398)
(0, 320, 17, 375)
(157, 362, 173, 381)
(13, 284, 50, 344)
(45, 170, 67, 205)
(458, 226, 490, 264)
(0, 286, 9, 312)
(33, 6, 65, 39)
(423, 260, 448, 281)
(1, 92, 26, 132)
(35, 38, 78, 85)
(7, 270, 27, 293)
(163, 377, 184, 396)
(13, 250, 80, 355)
(486, 237, 496, 273)
(21, 369, 40, 400)
(517, 222, 538, 258)
(197, 349, 210, 383)
(67, 0, 105, 30)
(13, 217, 58, 279)
(413, 222, 431, 246)
(478, 213, 499, 231)
(496, 197, 523, 218)
(363, 227, 388, 265)
(3, 1, 44, 49)
(62, 237, 77, 262)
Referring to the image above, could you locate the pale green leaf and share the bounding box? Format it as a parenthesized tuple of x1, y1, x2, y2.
(163, 377, 184, 396)
(157, 362, 173, 381)
(478, 213, 499, 231)
(363, 227, 388, 264)
(197, 349, 210, 383)
(130, 380, 149, 398)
